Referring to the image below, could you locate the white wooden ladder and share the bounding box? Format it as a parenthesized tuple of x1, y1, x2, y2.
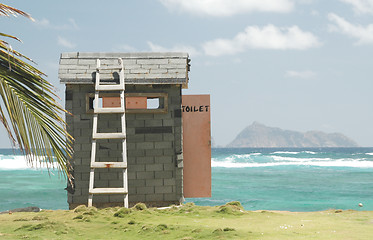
(88, 58, 128, 208)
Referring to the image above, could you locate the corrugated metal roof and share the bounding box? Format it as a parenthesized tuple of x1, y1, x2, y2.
(59, 52, 189, 87)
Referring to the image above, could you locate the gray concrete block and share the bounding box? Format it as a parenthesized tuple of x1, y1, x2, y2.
(126, 120, 145, 127)
(137, 186, 154, 195)
(137, 59, 168, 65)
(109, 195, 126, 203)
(162, 119, 174, 127)
(145, 119, 162, 127)
(145, 179, 163, 187)
(162, 133, 174, 141)
(154, 155, 173, 164)
(145, 149, 163, 157)
(122, 59, 137, 65)
(130, 69, 149, 74)
(163, 178, 176, 186)
(150, 69, 167, 74)
(129, 186, 136, 194)
(127, 142, 136, 149)
(168, 59, 187, 64)
(135, 114, 154, 120)
(93, 195, 109, 203)
(155, 171, 173, 179)
(137, 171, 154, 179)
(141, 64, 159, 70)
(136, 156, 154, 164)
(127, 134, 145, 142)
(145, 164, 163, 172)
(155, 186, 173, 194)
(73, 163, 90, 172)
(136, 142, 154, 150)
(154, 112, 171, 119)
(61, 52, 78, 58)
(145, 194, 163, 202)
(60, 58, 79, 65)
(126, 114, 136, 121)
(129, 194, 145, 203)
(128, 164, 145, 172)
(155, 141, 173, 149)
(171, 96, 181, 105)
(163, 164, 175, 171)
(167, 68, 185, 74)
(94, 180, 109, 187)
(81, 173, 90, 181)
(145, 134, 163, 142)
(128, 172, 136, 180)
(72, 196, 88, 204)
(163, 193, 177, 201)
(108, 180, 124, 188)
(128, 149, 145, 157)
(126, 127, 135, 135)
(159, 64, 184, 69)
(78, 59, 96, 65)
(129, 179, 146, 187)
(99, 173, 118, 181)
(81, 188, 89, 196)
(108, 150, 123, 158)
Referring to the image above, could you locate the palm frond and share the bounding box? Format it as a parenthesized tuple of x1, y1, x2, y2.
(0, 4, 33, 20)
(0, 3, 74, 185)
(0, 42, 74, 182)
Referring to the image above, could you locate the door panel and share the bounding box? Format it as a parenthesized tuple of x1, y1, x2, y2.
(182, 95, 211, 198)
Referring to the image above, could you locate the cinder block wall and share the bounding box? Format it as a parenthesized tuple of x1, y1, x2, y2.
(65, 84, 183, 209)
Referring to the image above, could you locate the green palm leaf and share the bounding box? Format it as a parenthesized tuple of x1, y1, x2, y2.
(0, 4, 74, 184)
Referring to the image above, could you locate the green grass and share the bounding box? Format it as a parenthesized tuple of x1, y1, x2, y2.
(1, 202, 373, 239)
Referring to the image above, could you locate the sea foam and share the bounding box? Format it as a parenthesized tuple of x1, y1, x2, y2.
(211, 159, 373, 168)
(0, 154, 58, 170)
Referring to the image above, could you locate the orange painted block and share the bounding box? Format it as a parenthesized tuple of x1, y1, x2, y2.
(182, 94, 211, 198)
(126, 97, 147, 109)
(102, 97, 121, 108)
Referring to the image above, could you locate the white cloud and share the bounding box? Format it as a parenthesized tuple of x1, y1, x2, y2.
(35, 18, 50, 27)
(328, 13, 373, 45)
(159, 0, 294, 16)
(340, 0, 373, 14)
(147, 41, 200, 56)
(285, 70, 316, 79)
(203, 25, 321, 56)
(67, 18, 79, 30)
(35, 18, 79, 30)
(57, 36, 76, 49)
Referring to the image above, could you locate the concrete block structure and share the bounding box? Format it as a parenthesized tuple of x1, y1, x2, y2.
(59, 52, 190, 209)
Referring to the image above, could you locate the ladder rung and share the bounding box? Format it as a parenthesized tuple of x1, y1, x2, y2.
(94, 107, 125, 114)
(97, 66, 122, 71)
(93, 132, 126, 139)
(89, 188, 128, 194)
(91, 162, 127, 169)
(96, 84, 124, 91)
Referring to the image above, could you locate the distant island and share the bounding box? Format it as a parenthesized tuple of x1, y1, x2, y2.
(227, 122, 359, 148)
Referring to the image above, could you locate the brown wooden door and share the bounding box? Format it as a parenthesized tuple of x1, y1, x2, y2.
(182, 95, 211, 198)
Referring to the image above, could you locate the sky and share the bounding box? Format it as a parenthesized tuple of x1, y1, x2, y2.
(0, 0, 373, 147)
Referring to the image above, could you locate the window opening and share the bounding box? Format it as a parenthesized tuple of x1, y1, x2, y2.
(147, 98, 160, 109)
(86, 92, 168, 114)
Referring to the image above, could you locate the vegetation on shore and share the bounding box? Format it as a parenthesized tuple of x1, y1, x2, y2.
(0, 202, 373, 239)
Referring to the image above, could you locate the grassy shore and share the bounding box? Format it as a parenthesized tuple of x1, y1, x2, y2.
(0, 202, 372, 239)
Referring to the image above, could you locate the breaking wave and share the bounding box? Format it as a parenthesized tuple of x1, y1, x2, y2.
(0, 154, 58, 170)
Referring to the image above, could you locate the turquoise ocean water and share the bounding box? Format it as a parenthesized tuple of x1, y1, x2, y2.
(1, 148, 373, 212)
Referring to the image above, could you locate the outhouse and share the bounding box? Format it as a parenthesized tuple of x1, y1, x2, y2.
(59, 52, 211, 209)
